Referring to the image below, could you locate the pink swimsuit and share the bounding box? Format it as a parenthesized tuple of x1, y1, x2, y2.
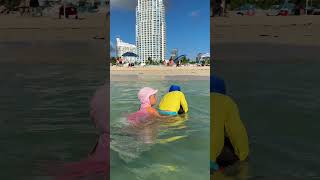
(127, 87, 158, 125)
(127, 104, 152, 125)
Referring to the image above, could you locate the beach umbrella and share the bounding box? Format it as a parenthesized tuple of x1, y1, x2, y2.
(173, 55, 186, 64)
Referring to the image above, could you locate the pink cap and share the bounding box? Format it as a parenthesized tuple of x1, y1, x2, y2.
(138, 87, 158, 106)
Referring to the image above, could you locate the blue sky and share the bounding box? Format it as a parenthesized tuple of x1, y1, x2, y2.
(110, 0, 210, 60)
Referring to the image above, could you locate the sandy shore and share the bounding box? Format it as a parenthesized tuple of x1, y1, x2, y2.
(111, 66, 210, 81)
(0, 12, 107, 41)
(0, 12, 109, 64)
(211, 15, 319, 62)
(212, 15, 318, 45)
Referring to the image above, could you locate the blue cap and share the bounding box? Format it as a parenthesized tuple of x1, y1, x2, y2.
(169, 85, 181, 92)
(211, 75, 226, 94)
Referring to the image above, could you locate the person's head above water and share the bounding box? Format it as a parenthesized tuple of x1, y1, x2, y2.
(211, 75, 226, 94)
(169, 85, 181, 92)
(138, 87, 158, 107)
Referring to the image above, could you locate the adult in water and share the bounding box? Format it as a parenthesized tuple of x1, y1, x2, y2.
(210, 75, 249, 174)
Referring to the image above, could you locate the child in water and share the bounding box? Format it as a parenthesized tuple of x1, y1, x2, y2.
(210, 75, 249, 175)
(128, 87, 164, 126)
(158, 85, 188, 116)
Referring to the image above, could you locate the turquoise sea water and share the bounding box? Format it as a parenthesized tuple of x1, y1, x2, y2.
(213, 61, 320, 179)
(110, 80, 210, 180)
(0, 41, 106, 179)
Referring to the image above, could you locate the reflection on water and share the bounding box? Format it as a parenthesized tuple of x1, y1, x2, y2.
(111, 115, 189, 163)
(111, 80, 210, 180)
(214, 61, 320, 179)
(0, 40, 106, 179)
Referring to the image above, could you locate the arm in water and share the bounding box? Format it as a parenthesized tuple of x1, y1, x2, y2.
(147, 107, 167, 119)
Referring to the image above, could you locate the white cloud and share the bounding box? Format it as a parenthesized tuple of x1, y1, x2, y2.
(190, 10, 200, 17)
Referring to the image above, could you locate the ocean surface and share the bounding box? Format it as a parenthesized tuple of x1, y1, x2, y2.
(0, 41, 107, 179)
(110, 80, 210, 180)
(213, 60, 320, 179)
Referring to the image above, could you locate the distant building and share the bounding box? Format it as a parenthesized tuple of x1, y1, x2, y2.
(196, 52, 210, 63)
(171, 48, 178, 60)
(136, 0, 166, 64)
(199, 53, 210, 65)
(115, 37, 137, 58)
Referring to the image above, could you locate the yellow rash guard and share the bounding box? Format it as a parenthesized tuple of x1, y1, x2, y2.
(211, 92, 249, 162)
(159, 91, 188, 113)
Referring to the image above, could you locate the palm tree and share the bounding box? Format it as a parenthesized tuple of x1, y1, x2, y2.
(147, 57, 152, 65)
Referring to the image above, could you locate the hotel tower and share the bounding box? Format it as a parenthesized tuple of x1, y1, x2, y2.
(136, 0, 166, 63)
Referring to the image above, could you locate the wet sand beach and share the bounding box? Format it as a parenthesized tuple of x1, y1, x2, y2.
(111, 66, 210, 81)
(0, 13, 106, 41)
(212, 15, 319, 62)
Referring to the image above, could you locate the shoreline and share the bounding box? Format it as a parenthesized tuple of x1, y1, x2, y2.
(213, 42, 319, 62)
(0, 13, 106, 41)
(211, 15, 318, 62)
(110, 66, 210, 81)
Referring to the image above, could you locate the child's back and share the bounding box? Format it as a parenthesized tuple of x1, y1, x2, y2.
(159, 91, 188, 113)
(158, 85, 188, 115)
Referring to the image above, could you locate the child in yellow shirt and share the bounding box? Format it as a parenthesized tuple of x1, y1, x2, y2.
(158, 85, 188, 116)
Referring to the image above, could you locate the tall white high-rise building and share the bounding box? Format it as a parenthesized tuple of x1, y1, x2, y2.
(136, 0, 166, 63)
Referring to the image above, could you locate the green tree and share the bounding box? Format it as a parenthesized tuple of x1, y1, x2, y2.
(111, 57, 116, 65)
(181, 56, 189, 65)
(147, 57, 153, 65)
(135, 61, 141, 65)
(206, 58, 210, 66)
(152, 61, 160, 65)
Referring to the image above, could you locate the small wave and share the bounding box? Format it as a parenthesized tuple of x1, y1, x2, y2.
(110, 117, 153, 163)
(128, 164, 180, 180)
(157, 135, 187, 144)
